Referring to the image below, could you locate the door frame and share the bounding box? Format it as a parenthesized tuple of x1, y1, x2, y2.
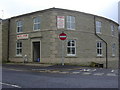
(31, 39, 41, 62)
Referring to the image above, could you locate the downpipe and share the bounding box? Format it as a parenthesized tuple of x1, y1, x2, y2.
(94, 16, 108, 69)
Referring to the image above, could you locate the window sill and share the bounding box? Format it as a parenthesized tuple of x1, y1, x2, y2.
(33, 29, 40, 31)
(17, 32, 23, 34)
(96, 32, 102, 34)
(15, 55, 23, 58)
(112, 55, 115, 57)
(96, 55, 104, 58)
(66, 55, 77, 58)
(67, 29, 75, 30)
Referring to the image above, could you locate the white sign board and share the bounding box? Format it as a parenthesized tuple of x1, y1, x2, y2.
(17, 34, 29, 40)
(57, 16, 65, 29)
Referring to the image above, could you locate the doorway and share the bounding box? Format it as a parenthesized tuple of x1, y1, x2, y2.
(33, 42, 40, 62)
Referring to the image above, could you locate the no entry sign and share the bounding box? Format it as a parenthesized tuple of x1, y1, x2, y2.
(59, 32, 67, 40)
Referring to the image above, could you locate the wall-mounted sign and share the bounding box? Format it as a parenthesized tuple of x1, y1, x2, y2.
(57, 16, 65, 29)
(59, 32, 67, 40)
(17, 34, 29, 40)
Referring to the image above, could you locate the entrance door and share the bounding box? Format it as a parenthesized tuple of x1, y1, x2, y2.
(33, 42, 40, 62)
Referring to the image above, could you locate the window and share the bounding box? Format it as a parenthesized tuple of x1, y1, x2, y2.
(16, 21, 23, 33)
(111, 25, 115, 36)
(67, 40, 76, 56)
(33, 17, 40, 30)
(16, 41, 22, 56)
(112, 43, 116, 56)
(96, 41, 102, 56)
(96, 21, 101, 34)
(66, 16, 75, 30)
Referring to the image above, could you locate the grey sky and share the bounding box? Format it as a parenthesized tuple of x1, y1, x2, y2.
(0, 0, 119, 23)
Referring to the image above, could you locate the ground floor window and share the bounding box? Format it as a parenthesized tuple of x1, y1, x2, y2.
(96, 41, 102, 56)
(16, 41, 22, 56)
(67, 40, 76, 56)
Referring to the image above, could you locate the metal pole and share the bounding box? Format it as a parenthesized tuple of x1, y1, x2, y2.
(62, 40, 64, 66)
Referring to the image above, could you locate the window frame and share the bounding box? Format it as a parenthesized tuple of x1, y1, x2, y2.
(96, 41, 103, 56)
(16, 41, 22, 56)
(33, 17, 41, 31)
(66, 16, 75, 30)
(16, 20, 23, 33)
(67, 40, 76, 56)
(111, 25, 115, 36)
(96, 21, 102, 34)
(112, 43, 116, 56)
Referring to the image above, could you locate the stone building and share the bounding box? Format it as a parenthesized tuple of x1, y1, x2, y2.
(1, 8, 119, 68)
(0, 19, 9, 63)
(0, 19, 2, 63)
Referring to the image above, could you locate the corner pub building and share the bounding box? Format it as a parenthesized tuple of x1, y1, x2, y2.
(0, 8, 119, 68)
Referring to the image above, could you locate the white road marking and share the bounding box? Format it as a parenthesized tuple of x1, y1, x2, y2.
(82, 72, 91, 75)
(111, 70, 115, 73)
(83, 69, 87, 71)
(106, 73, 117, 76)
(92, 69, 96, 72)
(86, 69, 91, 71)
(72, 72, 80, 74)
(51, 71, 60, 73)
(83, 69, 91, 72)
(93, 73, 104, 76)
(0, 82, 21, 88)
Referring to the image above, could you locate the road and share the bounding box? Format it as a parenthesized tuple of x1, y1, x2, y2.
(1, 64, 118, 88)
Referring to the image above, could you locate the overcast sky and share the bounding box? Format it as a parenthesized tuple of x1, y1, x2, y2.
(0, 0, 119, 23)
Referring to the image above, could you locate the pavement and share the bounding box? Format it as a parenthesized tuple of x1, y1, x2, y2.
(2, 63, 119, 77)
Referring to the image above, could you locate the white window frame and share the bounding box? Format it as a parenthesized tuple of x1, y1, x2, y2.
(33, 17, 40, 31)
(96, 21, 102, 34)
(67, 40, 76, 56)
(96, 41, 103, 56)
(112, 43, 116, 56)
(111, 25, 115, 36)
(16, 21, 23, 33)
(16, 41, 22, 56)
(66, 16, 75, 30)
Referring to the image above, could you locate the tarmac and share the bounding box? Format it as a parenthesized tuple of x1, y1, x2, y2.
(2, 63, 118, 75)
(2, 63, 85, 72)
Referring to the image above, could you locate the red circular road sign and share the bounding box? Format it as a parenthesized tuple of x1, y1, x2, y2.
(59, 32, 67, 40)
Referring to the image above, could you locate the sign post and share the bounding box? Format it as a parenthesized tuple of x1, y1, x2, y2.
(59, 32, 67, 66)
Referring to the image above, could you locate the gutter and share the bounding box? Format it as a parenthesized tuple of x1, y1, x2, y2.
(94, 16, 108, 69)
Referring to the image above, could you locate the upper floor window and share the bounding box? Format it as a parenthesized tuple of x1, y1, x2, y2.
(96, 41, 102, 56)
(16, 21, 23, 33)
(16, 41, 22, 56)
(96, 21, 102, 34)
(66, 16, 75, 30)
(67, 40, 76, 56)
(111, 25, 115, 36)
(33, 17, 40, 31)
(112, 43, 116, 56)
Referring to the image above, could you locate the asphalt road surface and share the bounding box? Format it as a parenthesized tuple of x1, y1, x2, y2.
(2, 66, 118, 88)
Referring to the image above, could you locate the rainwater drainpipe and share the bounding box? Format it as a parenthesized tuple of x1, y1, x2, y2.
(7, 19, 10, 62)
(119, 30, 120, 69)
(94, 16, 108, 69)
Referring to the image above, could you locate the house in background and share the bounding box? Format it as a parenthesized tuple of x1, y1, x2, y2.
(1, 8, 119, 68)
